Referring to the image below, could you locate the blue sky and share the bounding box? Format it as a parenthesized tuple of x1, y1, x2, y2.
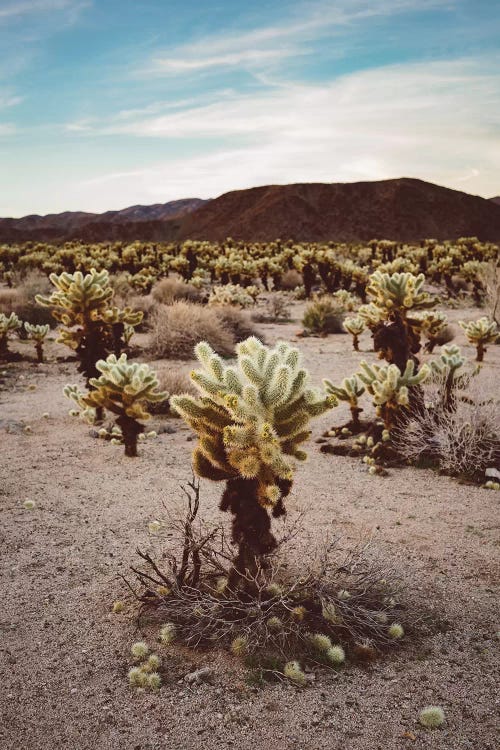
(1, 0, 499, 217)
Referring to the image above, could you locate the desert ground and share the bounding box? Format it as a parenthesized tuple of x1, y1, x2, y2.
(1, 304, 499, 750)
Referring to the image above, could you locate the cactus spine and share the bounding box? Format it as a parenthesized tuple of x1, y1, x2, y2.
(171, 337, 335, 588)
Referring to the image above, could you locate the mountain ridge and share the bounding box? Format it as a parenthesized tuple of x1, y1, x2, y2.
(2, 178, 500, 243)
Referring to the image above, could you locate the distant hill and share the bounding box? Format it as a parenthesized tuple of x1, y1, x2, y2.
(0, 198, 207, 243)
(2, 179, 500, 243)
(490, 196, 500, 206)
(176, 179, 500, 242)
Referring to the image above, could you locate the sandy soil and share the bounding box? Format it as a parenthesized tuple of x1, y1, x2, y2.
(1, 306, 499, 750)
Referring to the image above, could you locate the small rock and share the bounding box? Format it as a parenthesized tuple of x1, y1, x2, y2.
(184, 667, 214, 684)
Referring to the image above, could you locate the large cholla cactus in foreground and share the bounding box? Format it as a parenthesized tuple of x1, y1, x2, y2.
(36, 269, 143, 391)
(357, 360, 430, 429)
(171, 337, 335, 586)
(0, 312, 22, 357)
(64, 354, 166, 456)
(24, 322, 49, 362)
(459, 317, 498, 362)
(413, 311, 448, 353)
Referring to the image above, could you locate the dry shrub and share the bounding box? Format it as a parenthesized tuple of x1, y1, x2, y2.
(394, 371, 500, 480)
(152, 276, 201, 306)
(0, 273, 55, 332)
(149, 302, 234, 359)
(215, 306, 258, 342)
(280, 269, 302, 291)
(253, 293, 292, 323)
(480, 259, 500, 325)
(302, 296, 345, 335)
(133, 482, 413, 670)
(149, 367, 196, 415)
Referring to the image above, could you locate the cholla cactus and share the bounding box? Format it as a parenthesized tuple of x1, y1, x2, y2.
(171, 337, 335, 586)
(36, 269, 143, 396)
(412, 311, 448, 353)
(459, 317, 498, 362)
(343, 316, 365, 351)
(208, 283, 257, 308)
(357, 360, 430, 429)
(0, 312, 22, 357)
(64, 354, 166, 456)
(357, 303, 386, 330)
(429, 344, 466, 411)
(24, 322, 49, 362)
(323, 375, 365, 429)
(367, 272, 434, 316)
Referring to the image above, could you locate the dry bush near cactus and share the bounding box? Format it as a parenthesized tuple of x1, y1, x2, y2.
(132, 481, 413, 670)
(214, 306, 259, 342)
(152, 277, 201, 306)
(252, 293, 292, 323)
(149, 367, 196, 415)
(479, 258, 500, 326)
(280, 269, 302, 291)
(0, 279, 54, 332)
(393, 370, 500, 481)
(148, 302, 234, 359)
(302, 296, 345, 335)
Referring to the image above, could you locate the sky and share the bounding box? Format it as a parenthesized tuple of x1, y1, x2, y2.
(0, 0, 499, 217)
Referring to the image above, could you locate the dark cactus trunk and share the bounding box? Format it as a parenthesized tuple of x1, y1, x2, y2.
(220, 477, 291, 593)
(35, 343, 44, 363)
(116, 414, 143, 457)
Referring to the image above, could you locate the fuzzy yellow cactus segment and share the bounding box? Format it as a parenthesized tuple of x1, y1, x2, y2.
(366, 271, 435, 315)
(230, 636, 248, 656)
(283, 660, 307, 686)
(459, 317, 498, 361)
(0, 312, 22, 354)
(419, 706, 445, 728)
(326, 645, 345, 666)
(171, 337, 335, 506)
(309, 633, 332, 652)
(357, 359, 429, 428)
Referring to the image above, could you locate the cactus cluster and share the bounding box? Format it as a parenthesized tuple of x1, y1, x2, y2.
(459, 316, 498, 361)
(64, 353, 166, 455)
(36, 269, 143, 391)
(357, 360, 430, 429)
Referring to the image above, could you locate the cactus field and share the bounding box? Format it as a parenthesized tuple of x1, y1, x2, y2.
(1, 242, 499, 750)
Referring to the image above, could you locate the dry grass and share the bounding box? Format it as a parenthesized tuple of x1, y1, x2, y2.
(302, 296, 345, 335)
(148, 301, 235, 359)
(253, 293, 292, 323)
(152, 276, 201, 306)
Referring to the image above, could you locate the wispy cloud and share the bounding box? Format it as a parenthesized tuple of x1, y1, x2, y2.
(74, 56, 500, 206)
(0, 0, 89, 22)
(143, 0, 450, 76)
